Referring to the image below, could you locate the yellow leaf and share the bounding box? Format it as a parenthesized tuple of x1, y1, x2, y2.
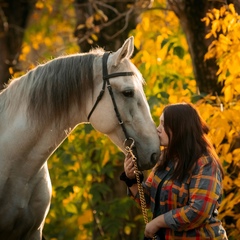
(222, 175, 233, 191)
(86, 16, 94, 28)
(224, 85, 233, 102)
(8, 67, 14, 75)
(32, 42, 39, 50)
(76, 24, 85, 30)
(211, 127, 225, 147)
(214, 9, 220, 20)
(219, 192, 234, 210)
(169, 94, 178, 103)
(142, 16, 150, 31)
(219, 34, 232, 45)
(229, 3, 236, 15)
(96, 9, 108, 22)
(134, 35, 141, 49)
(221, 144, 230, 155)
(86, 174, 92, 182)
(205, 32, 213, 39)
(68, 134, 75, 142)
(35, 1, 44, 9)
(234, 83, 240, 94)
(211, 20, 220, 37)
(44, 37, 51, 47)
(220, 5, 226, 17)
(206, 12, 214, 20)
(232, 148, 240, 163)
(221, 23, 227, 34)
(73, 186, 80, 193)
(225, 153, 232, 164)
(78, 210, 93, 225)
(91, 33, 98, 41)
(22, 45, 31, 54)
(202, 17, 210, 26)
(124, 226, 132, 235)
(102, 150, 109, 166)
(234, 177, 240, 188)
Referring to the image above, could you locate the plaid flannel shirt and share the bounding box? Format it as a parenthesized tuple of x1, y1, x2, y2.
(134, 155, 228, 240)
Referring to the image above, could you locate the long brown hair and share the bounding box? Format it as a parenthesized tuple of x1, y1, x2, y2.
(159, 102, 224, 181)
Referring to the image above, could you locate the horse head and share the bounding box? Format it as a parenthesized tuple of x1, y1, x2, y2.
(87, 37, 161, 170)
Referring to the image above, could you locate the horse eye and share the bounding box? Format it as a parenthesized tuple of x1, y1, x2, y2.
(122, 90, 134, 97)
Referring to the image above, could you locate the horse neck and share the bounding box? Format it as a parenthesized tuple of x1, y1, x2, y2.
(25, 104, 86, 157)
(0, 103, 85, 180)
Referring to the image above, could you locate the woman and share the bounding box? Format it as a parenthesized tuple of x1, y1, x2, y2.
(121, 103, 228, 239)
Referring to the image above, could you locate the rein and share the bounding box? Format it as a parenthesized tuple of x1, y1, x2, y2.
(87, 52, 155, 239)
(124, 139, 149, 223)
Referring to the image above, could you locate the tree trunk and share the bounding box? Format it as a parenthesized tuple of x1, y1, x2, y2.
(0, 0, 36, 90)
(167, 0, 240, 95)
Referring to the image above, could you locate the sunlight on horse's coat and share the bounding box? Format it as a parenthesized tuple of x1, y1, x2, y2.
(0, 37, 160, 239)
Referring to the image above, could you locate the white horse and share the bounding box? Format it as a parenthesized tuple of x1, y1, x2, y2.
(0, 37, 160, 239)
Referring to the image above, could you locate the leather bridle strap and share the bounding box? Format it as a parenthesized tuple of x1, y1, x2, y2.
(87, 52, 135, 140)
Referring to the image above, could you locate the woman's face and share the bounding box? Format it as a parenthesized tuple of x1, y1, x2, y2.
(157, 113, 169, 147)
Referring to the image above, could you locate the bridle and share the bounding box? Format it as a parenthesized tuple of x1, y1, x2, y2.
(87, 52, 135, 142)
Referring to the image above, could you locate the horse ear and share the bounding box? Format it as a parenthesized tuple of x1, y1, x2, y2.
(111, 36, 134, 66)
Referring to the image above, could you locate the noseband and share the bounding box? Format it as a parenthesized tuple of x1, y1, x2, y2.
(87, 52, 135, 141)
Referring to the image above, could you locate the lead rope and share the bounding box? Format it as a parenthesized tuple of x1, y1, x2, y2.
(124, 140, 157, 240)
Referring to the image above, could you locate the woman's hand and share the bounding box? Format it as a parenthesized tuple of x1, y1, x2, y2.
(144, 218, 160, 238)
(144, 215, 168, 238)
(124, 154, 136, 179)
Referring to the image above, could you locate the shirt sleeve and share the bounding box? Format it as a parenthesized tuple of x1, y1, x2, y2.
(164, 156, 222, 231)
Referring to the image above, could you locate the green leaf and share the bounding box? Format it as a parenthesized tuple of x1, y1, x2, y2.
(159, 91, 169, 99)
(65, 203, 78, 214)
(173, 46, 185, 59)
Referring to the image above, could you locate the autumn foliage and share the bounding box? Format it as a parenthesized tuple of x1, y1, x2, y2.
(203, 4, 240, 238)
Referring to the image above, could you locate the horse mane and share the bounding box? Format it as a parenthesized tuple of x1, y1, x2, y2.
(0, 48, 105, 127)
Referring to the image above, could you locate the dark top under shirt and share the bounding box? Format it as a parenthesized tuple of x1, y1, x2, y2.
(153, 168, 173, 240)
